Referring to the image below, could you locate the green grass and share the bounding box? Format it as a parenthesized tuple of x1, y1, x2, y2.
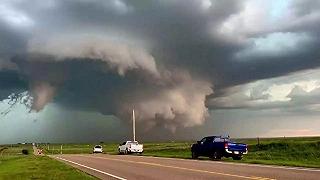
(237, 137, 320, 168)
(0, 156, 96, 179)
(0, 145, 96, 180)
(40, 137, 320, 168)
(142, 142, 192, 158)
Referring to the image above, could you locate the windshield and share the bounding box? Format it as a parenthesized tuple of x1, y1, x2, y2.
(94, 145, 102, 148)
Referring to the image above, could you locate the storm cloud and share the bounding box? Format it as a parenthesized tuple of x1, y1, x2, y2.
(1, 0, 320, 142)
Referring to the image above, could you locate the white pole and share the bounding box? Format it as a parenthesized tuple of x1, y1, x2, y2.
(60, 145, 62, 154)
(133, 109, 136, 142)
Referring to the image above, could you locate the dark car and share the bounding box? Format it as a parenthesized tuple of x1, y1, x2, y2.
(191, 136, 248, 160)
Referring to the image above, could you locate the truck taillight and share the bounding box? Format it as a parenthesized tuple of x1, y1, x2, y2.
(224, 143, 228, 149)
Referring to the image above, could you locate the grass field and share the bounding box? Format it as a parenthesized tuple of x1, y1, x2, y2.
(0, 144, 96, 179)
(39, 136, 320, 168)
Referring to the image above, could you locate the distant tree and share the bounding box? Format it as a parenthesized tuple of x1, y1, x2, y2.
(22, 149, 29, 155)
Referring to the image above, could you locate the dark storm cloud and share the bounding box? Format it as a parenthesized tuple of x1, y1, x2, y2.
(0, 70, 27, 99)
(1, 0, 320, 134)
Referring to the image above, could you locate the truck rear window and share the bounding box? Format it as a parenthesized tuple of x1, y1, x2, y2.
(214, 138, 230, 142)
(128, 142, 138, 145)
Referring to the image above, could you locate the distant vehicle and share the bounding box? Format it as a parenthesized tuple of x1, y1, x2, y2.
(93, 145, 103, 153)
(118, 141, 143, 154)
(191, 136, 248, 160)
(37, 149, 43, 155)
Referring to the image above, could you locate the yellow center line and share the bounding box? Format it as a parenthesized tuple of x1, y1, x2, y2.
(76, 155, 276, 180)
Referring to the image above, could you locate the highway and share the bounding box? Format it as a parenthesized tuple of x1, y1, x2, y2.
(52, 154, 320, 180)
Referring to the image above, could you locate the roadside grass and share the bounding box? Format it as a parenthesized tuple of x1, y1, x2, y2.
(0, 145, 96, 180)
(37, 136, 320, 168)
(142, 142, 192, 158)
(237, 137, 320, 168)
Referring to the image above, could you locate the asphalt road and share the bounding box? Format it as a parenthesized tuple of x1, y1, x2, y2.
(52, 154, 320, 180)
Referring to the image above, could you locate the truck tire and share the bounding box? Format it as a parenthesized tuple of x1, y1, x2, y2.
(191, 151, 198, 159)
(210, 151, 222, 160)
(124, 149, 128, 155)
(118, 149, 122, 155)
(232, 156, 242, 160)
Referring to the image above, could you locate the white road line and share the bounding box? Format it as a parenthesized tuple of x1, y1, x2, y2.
(55, 156, 127, 180)
(109, 155, 320, 172)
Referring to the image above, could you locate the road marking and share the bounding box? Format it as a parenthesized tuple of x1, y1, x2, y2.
(79, 155, 275, 180)
(128, 155, 320, 172)
(54, 156, 127, 180)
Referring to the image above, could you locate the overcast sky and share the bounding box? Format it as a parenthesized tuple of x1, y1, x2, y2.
(1, 0, 320, 143)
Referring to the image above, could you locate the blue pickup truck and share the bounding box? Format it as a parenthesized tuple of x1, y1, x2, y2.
(191, 136, 248, 160)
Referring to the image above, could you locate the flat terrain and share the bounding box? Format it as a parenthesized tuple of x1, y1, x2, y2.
(1, 137, 319, 179)
(53, 154, 320, 180)
(42, 136, 320, 168)
(0, 144, 96, 179)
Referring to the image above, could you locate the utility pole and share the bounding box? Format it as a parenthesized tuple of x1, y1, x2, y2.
(133, 109, 136, 142)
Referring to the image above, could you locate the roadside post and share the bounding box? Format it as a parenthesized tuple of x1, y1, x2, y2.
(60, 144, 63, 154)
(133, 109, 136, 142)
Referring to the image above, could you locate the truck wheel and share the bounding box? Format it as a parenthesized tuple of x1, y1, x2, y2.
(124, 149, 128, 155)
(232, 156, 242, 160)
(191, 151, 198, 159)
(211, 151, 221, 160)
(118, 149, 122, 155)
